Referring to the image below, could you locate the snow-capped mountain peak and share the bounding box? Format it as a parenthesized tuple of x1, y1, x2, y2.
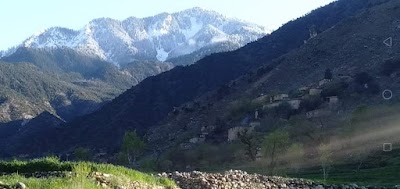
(15, 8, 268, 65)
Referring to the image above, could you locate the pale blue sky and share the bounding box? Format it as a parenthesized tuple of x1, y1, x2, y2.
(0, 0, 335, 50)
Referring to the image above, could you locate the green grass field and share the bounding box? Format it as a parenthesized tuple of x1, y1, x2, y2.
(0, 157, 176, 189)
(292, 165, 400, 186)
(198, 149, 400, 187)
(292, 148, 400, 187)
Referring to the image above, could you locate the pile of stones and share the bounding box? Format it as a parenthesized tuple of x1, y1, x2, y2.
(160, 170, 396, 189)
(0, 181, 26, 189)
(90, 171, 176, 189)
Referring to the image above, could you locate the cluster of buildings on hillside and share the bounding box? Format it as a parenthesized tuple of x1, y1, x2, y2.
(186, 75, 353, 150)
(227, 78, 343, 142)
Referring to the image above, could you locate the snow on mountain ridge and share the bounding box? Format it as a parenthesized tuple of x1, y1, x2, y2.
(181, 17, 203, 39)
(18, 7, 267, 65)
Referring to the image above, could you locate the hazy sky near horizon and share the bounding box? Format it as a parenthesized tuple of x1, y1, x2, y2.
(0, 0, 335, 50)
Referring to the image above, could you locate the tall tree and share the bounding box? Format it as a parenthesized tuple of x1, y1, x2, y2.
(238, 129, 260, 161)
(287, 143, 305, 174)
(319, 143, 333, 182)
(121, 131, 146, 164)
(324, 68, 333, 80)
(262, 129, 289, 174)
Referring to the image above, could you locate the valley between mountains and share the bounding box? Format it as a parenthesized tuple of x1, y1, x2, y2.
(1, 0, 400, 188)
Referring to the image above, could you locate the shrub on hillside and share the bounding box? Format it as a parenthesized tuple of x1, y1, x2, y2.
(273, 102, 295, 119)
(216, 84, 231, 100)
(324, 68, 333, 80)
(114, 152, 129, 166)
(158, 159, 173, 171)
(381, 59, 400, 76)
(138, 157, 157, 171)
(165, 143, 243, 170)
(352, 72, 380, 95)
(366, 81, 380, 94)
(321, 81, 348, 98)
(0, 157, 72, 173)
(74, 147, 92, 161)
(207, 117, 229, 143)
(354, 72, 372, 85)
(299, 96, 323, 112)
(228, 98, 255, 119)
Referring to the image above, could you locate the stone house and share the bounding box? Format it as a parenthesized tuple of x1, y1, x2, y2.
(309, 88, 322, 96)
(287, 99, 301, 110)
(327, 96, 339, 105)
(252, 95, 269, 104)
(263, 102, 282, 109)
(227, 126, 255, 142)
(270, 94, 289, 102)
(263, 99, 301, 110)
(306, 109, 330, 119)
(249, 121, 261, 127)
(319, 79, 331, 87)
(299, 86, 309, 92)
(338, 74, 352, 81)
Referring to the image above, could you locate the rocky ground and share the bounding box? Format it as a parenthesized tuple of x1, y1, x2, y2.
(160, 170, 400, 189)
(1, 170, 399, 189)
(0, 181, 26, 189)
(90, 171, 174, 189)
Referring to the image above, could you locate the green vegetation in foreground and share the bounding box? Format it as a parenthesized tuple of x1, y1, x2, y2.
(0, 157, 176, 189)
(211, 143, 400, 186)
(291, 150, 400, 187)
(195, 160, 400, 187)
(296, 167, 400, 187)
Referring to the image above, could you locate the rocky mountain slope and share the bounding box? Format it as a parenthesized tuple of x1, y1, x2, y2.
(0, 47, 173, 123)
(0, 8, 265, 124)
(151, 0, 399, 141)
(2, 47, 173, 88)
(0, 61, 114, 123)
(1, 0, 399, 186)
(4, 7, 266, 66)
(14, 0, 380, 155)
(142, 0, 400, 184)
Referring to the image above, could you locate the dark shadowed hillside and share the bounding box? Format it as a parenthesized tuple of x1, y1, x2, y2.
(149, 0, 400, 149)
(2, 111, 65, 156)
(142, 1, 400, 185)
(45, 0, 387, 153)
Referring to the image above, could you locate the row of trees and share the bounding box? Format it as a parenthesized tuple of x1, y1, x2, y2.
(72, 104, 376, 178)
(237, 103, 384, 181)
(238, 128, 333, 180)
(74, 131, 146, 167)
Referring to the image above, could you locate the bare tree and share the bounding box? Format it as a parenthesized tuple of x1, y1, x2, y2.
(319, 143, 333, 182)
